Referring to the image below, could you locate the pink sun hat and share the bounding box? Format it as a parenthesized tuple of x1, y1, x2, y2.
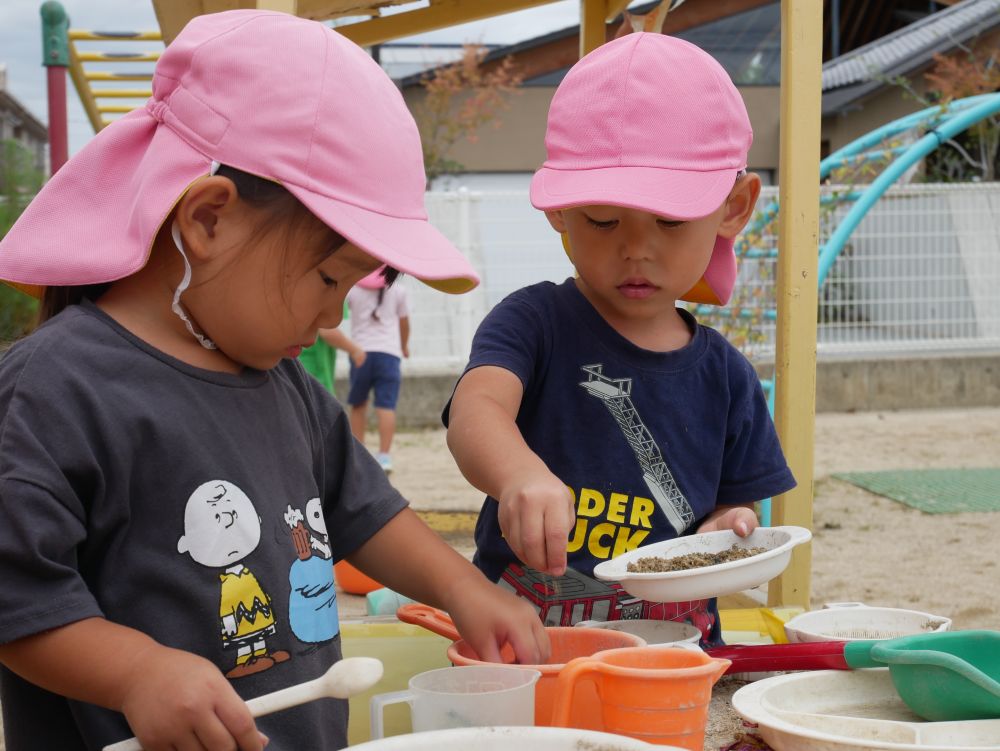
(530, 33, 753, 305)
(0, 10, 479, 298)
(356, 268, 387, 290)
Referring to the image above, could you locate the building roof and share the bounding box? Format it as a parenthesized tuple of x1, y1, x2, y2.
(822, 0, 1000, 115)
(398, 1, 782, 89)
(0, 88, 47, 142)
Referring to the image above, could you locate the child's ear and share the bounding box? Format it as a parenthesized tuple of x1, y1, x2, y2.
(174, 176, 241, 261)
(544, 209, 567, 233)
(718, 172, 762, 239)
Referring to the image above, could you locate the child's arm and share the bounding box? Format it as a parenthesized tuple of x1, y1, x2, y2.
(446, 365, 576, 577)
(318, 327, 366, 367)
(349, 506, 550, 665)
(398, 316, 410, 359)
(0, 618, 266, 750)
(696, 503, 758, 536)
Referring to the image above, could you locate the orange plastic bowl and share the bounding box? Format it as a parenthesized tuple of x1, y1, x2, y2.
(447, 626, 644, 729)
(334, 560, 382, 595)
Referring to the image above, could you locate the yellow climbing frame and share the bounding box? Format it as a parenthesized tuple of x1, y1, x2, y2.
(71, 0, 822, 609)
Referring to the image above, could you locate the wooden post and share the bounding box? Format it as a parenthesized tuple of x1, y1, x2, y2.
(256, 0, 298, 13)
(768, 0, 823, 610)
(579, 0, 607, 56)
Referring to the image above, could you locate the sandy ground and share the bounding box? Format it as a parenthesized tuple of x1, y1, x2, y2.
(2, 407, 997, 750)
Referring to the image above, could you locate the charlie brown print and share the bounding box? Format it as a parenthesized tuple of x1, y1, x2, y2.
(177, 480, 290, 678)
(284, 499, 339, 646)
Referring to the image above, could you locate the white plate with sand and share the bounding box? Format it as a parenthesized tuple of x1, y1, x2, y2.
(594, 526, 812, 602)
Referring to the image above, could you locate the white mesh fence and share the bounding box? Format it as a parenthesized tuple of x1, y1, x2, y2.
(343, 183, 1000, 375)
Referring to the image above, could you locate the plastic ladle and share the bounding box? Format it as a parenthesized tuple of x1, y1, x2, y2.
(396, 603, 461, 641)
(102, 656, 384, 751)
(396, 603, 524, 664)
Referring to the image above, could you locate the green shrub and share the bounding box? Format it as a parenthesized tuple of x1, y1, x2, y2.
(0, 139, 43, 345)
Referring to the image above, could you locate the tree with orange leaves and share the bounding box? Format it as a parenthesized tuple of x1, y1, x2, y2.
(413, 44, 523, 188)
(922, 44, 999, 182)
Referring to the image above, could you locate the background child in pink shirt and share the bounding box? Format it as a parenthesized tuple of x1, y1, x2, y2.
(346, 269, 411, 472)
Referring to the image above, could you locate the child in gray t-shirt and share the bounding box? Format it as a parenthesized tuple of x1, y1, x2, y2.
(0, 12, 547, 751)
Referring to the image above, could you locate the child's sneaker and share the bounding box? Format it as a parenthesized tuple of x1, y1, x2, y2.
(377, 453, 393, 473)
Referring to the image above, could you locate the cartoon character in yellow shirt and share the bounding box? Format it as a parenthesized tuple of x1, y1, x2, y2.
(178, 480, 290, 678)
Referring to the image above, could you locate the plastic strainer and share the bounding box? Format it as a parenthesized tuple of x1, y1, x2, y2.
(783, 603, 952, 643)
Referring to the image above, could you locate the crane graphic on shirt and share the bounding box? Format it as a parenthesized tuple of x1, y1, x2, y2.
(578, 364, 694, 534)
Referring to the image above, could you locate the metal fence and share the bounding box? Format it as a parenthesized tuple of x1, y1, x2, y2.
(350, 182, 1000, 375)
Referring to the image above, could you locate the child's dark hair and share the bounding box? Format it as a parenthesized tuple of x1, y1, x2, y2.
(37, 164, 376, 324)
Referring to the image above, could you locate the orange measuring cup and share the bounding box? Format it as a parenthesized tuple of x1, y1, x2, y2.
(397, 603, 645, 729)
(550, 646, 731, 750)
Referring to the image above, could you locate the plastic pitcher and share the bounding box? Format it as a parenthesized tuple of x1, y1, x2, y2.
(369, 665, 541, 739)
(396, 603, 645, 729)
(447, 626, 645, 729)
(550, 646, 731, 750)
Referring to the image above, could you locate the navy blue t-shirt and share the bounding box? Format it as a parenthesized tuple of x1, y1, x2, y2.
(444, 279, 795, 644)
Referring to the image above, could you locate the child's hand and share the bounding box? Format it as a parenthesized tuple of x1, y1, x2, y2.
(447, 579, 550, 666)
(696, 503, 758, 537)
(497, 467, 576, 576)
(349, 348, 367, 368)
(120, 644, 267, 751)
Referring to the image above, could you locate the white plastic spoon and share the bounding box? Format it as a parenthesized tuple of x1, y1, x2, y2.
(102, 656, 384, 751)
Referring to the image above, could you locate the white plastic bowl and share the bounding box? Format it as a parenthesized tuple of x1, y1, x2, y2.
(573, 618, 701, 646)
(783, 603, 952, 643)
(593, 526, 812, 602)
(732, 669, 1000, 750)
(349, 726, 665, 750)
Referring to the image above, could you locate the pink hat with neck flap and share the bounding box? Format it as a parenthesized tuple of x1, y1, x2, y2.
(0, 10, 479, 298)
(531, 32, 753, 306)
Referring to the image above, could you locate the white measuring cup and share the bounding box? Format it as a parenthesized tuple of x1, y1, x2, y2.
(370, 665, 540, 739)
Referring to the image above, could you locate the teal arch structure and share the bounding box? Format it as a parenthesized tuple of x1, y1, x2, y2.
(709, 92, 1000, 525)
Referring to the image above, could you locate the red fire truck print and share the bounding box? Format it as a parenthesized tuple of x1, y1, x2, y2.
(499, 562, 715, 635)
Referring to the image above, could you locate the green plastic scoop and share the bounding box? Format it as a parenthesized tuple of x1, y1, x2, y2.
(707, 629, 1000, 722)
(871, 630, 1000, 721)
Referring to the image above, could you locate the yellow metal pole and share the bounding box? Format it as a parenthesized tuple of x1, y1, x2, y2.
(76, 51, 160, 62)
(70, 30, 161, 41)
(66, 40, 103, 133)
(337, 0, 563, 49)
(768, 0, 823, 610)
(579, 0, 608, 56)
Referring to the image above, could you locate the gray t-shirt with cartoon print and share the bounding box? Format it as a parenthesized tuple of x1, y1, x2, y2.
(0, 300, 406, 751)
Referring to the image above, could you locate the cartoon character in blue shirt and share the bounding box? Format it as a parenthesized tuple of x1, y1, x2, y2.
(284, 498, 339, 646)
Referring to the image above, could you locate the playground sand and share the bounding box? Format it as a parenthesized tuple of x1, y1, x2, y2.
(1, 406, 996, 750)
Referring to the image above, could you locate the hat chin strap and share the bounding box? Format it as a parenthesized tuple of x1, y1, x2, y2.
(170, 221, 217, 351)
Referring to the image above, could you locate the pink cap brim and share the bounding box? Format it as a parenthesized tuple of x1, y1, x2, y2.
(287, 184, 478, 295)
(530, 164, 740, 220)
(532, 164, 740, 306)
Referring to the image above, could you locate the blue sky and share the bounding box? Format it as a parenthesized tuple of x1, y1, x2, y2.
(0, 0, 627, 156)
